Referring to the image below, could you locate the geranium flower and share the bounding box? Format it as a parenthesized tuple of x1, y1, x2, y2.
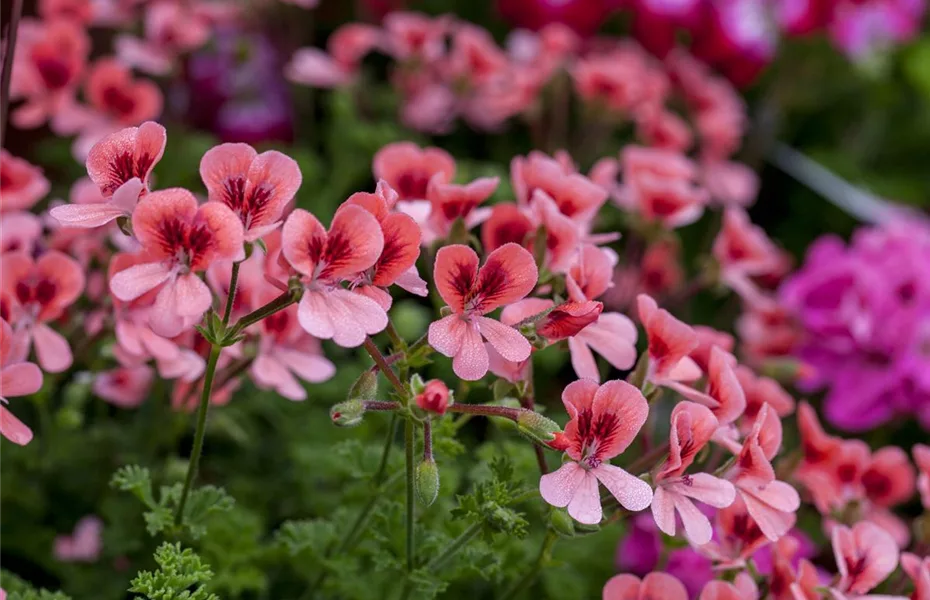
(428, 243, 537, 380)
(831, 522, 899, 597)
(914, 444, 930, 510)
(286, 23, 382, 88)
(2, 251, 84, 372)
(698, 576, 759, 600)
(481, 203, 534, 252)
(280, 205, 388, 348)
(344, 180, 426, 308)
(93, 366, 154, 408)
(50, 122, 166, 228)
(637, 293, 701, 385)
(109, 188, 244, 337)
(698, 496, 771, 568)
(383, 12, 448, 62)
(618, 146, 707, 229)
(652, 402, 736, 545)
(666, 346, 746, 428)
(603, 572, 688, 600)
(1, 150, 51, 213)
(512, 151, 607, 228)
(372, 142, 456, 201)
(540, 379, 654, 524)
(114, 1, 211, 75)
(53, 516, 102, 563)
(199, 142, 302, 241)
(690, 326, 735, 372)
(901, 552, 929, 600)
(0, 319, 42, 446)
(713, 208, 788, 303)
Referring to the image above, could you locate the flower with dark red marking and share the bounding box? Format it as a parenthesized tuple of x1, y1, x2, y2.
(281, 205, 388, 347)
(199, 143, 302, 241)
(109, 188, 244, 337)
(373, 142, 456, 201)
(637, 293, 701, 385)
(0, 319, 42, 446)
(415, 379, 451, 415)
(428, 243, 537, 380)
(539, 379, 653, 524)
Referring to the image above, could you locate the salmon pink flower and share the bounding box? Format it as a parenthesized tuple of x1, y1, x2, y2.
(286, 23, 382, 88)
(667, 346, 746, 427)
(698, 576, 759, 600)
(735, 365, 795, 429)
(831, 522, 899, 597)
(637, 293, 701, 385)
(713, 208, 788, 302)
(114, 1, 211, 75)
(93, 365, 154, 408)
(344, 180, 426, 307)
(690, 326, 735, 372)
(511, 151, 607, 228)
(281, 205, 388, 348)
(9, 18, 90, 129)
(652, 402, 736, 545)
(418, 176, 498, 245)
(1, 151, 51, 213)
(383, 12, 448, 63)
(2, 251, 85, 372)
(698, 496, 771, 568)
(726, 404, 800, 541)
(50, 122, 166, 228)
(373, 142, 456, 201)
(53, 516, 103, 562)
(524, 190, 582, 273)
(481, 203, 534, 252)
(540, 380, 653, 524)
(39, 0, 94, 25)
(536, 301, 604, 342)
(618, 146, 707, 229)
(0, 319, 41, 446)
(702, 160, 759, 207)
(199, 143, 302, 241)
(249, 301, 335, 401)
(0, 212, 42, 255)
(109, 188, 244, 337)
(603, 572, 688, 600)
(901, 553, 930, 600)
(85, 58, 163, 127)
(914, 444, 930, 510)
(428, 243, 537, 380)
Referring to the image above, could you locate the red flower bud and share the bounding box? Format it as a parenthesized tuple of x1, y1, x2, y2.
(415, 379, 451, 415)
(536, 300, 603, 341)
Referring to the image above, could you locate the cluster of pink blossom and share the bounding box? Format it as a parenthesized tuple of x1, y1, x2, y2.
(779, 222, 930, 431)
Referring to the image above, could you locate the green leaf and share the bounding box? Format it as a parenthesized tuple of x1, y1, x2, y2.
(1, 569, 72, 600)
(110, 465, 157, 508)
(129, 543, 219, 600)
(275, 519, 338, 558)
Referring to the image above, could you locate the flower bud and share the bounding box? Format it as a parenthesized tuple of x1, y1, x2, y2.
(548, 508, 576, 538)
(348, 371, 378, 400)
(330, 400, 365, 427)
(415, 379, 452, 415)
(415, 458, 440, 506)
(536, 301, 603, 342)
(516, 409, 562, 445)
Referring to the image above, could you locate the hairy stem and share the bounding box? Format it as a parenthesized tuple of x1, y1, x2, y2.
(447, 403, 524, 421)
(0, 0, 23, 150)
(362, 400, 402, 412)
(173, 344, 221, 526)
(404, 418, 416, 574)
(221, 261, 241, 326)
(363, 336, 406, 397)
(422, 420, 432, 461)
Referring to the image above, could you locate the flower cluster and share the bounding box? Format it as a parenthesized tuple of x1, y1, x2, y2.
(781, 222, 930, 431)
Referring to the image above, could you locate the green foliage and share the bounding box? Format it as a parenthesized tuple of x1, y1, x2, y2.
(128, 543, 218, 600)
(1, 570, 72, 600)
(452, 458, 531, 540)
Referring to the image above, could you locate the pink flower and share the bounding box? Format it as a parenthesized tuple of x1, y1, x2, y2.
(636, 293, 701, 385)
(0, 212, 42, 255)
(619, 146, 707, 229)
(416, 379, 451, 415)
(50, 122, 166, 228)
(93, 366, 154, 408)
(713, 208, 787, 302)
(512, 151, 607, 228)
(84, 58, 163, 126)
(652, 402, 736, 545)
(831, 522, 899, 596)
(286, 23, 382, 88)
(0, 319, 41, 446)
(383, 12, 448, 63)
(735, 365, 795, 429)
(2, 251, 84, 372)
(914, 444, 930, 510)
(199, 143, 302, 242)
(828, 0, 925, 62)
(603, 572, 688, 600)
(667, 346, 746, 427)
(428, 243, 537, 380)
(571, 46, 662, 114)
(698, 575, 759, 600)
(9, 18, 89, 129)
(537, 300, 604, 342)
(901, 552, 930, 600)
(690, 326, 735, 372)
(418, 176, 498, 244)
(39, 0, 94, 24)
(344, 180, 426, 307)
(53, 516, 103, 562)
(373, 142, 456, 201)
(109, 188, 244, 337)
(481, 203, 534, 253)
(1, 150, 51, 212)
(524, 190, 582, 273)
(702, 160, 759, 207)
(726, 404, 800, 542)
(281, 205, 388, 348)
(114, 1, 210, 75)
(698, 496, 771, 568)
(249, 301, 336, 401)
(540, 379, 653, 524)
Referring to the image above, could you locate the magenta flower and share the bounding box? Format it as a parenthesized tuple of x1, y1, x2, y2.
(281, 205, 387, 348)
(109, 188, 244, 337)
(428, 243, 537, 381)
(50, 122, 166, 228)
(2, 251, 85, 372)
(539, 379, 653, 524)
(199, 142, 302, 241)
(53, 516, 103, 563)
(652, 402, 736, 545)
(0, 319, 42, 446)
(1, 150, 50, 213)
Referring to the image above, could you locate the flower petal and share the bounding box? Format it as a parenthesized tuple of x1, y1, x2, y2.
(428, 314, 466, 358)
(539, 461, 585, 508)
(593, 463, 653, 512)
(434, 244, 479, 312)
(475, 243, 538, 312)
(33, 323, 73, 373)
(591, 380, 649, 458)
(297, 290, 335, 341)
(576, 312, 638, 371)
(282, 209, 326, 276)
(476, 316, 530, 362)
(452, 320, 488, 381)
(320, 205, 384, 280)
(0, 405, 34, 446)
(372, 213, 421, 286)
(651, 486, 677, 537)
(0, 362, 43, 397)
(109, 262, 173, 302)
(568, 469, 603, 525)
(568, 337, 600, 382)
(49, 203, 127, 228)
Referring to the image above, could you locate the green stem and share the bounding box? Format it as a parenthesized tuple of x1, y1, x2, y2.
(406, 333, 430, 356)
(230, 290, 297, 335)
(501, 531, 557, 600)
(385, 320, 406, 351)
(404, 418, 416, 574)
(424, 522, 482, 571)
(363, 336, 406, 397)
(221, 261, 241, 326)
(173, 344, 221, 526)
(0, 0, 23, 150)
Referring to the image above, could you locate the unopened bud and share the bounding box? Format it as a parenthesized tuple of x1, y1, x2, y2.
(536, 301, 603, 342)
(348, 371, 378, 400)
(330, 400, 365, 427)
(409, 373, 426, 396)
(415, 379, 452, 415)
(516, 409, 562, 445)
(549, 508, 576, 538)
(415, 459, 440, 506)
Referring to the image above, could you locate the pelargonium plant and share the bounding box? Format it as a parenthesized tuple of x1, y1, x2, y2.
(1, 2, 928, 600)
